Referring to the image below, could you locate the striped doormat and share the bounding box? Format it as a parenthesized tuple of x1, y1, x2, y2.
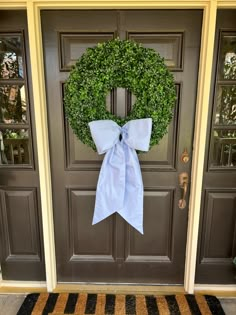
(17, 293, 225, 315)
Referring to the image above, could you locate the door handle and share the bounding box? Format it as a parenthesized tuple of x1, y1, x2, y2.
(178, 172, 189, 209)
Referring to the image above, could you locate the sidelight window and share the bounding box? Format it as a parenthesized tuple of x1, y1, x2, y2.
(0, 33, 32, 166)
(210, 32, 236, 168)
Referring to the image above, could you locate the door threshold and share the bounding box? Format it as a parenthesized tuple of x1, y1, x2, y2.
(54, 283, 186, 295)
(0, 281, 47, 293)
(194, 285, 236, 297)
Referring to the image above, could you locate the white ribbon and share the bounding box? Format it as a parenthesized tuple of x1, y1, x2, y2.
(89, 118, 152, 234)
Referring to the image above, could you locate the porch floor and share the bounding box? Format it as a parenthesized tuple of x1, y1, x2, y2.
(0, 294, 235, 315)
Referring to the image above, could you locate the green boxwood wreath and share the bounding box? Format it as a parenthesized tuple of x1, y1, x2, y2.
(64, 38, 176, 151)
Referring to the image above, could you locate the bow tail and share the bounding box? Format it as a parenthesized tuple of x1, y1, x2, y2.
(92, 143, 126, 225)
(118, 146, 144, 234)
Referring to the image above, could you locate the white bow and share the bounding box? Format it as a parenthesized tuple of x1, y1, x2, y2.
(89, 118, 152, 234)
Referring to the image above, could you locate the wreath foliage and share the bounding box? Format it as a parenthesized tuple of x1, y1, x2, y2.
(64, 38, 176, 151)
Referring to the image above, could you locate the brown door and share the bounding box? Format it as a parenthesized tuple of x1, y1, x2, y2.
(196, 10, 236, 284)
(42, 10, 202, 283)
(0, 11, 45, 280)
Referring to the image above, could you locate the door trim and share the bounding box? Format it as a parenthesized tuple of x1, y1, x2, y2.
(184, 0, 217, 293)
(0, 281, 47, 290)
(1, 0, 236, 293)
(195, 284, 236, 294)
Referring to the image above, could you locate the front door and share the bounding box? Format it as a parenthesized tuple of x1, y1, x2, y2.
(42, 10, 202, 283)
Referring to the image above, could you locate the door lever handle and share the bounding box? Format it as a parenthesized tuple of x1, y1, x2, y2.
(178, 172, 189, 209)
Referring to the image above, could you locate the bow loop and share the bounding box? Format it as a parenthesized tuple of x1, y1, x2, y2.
(122, 118, 152, 151)
(89, 120, 120, 154)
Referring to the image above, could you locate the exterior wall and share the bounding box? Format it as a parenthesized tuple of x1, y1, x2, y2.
(0, 0, 235, 294)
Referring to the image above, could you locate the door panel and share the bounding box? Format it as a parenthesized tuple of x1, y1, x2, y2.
(68, 188, 115, 259)
(196, 10, 236, 284)
(201, 191, 236, 259)
(42, 10, 202, 283)
(128, 33, 184, 71)
(126, 190, 174, 260)
(0, 11, 45, 280)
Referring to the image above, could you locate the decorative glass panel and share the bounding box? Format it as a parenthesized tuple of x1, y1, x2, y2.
(0, 129, 30, 165)
(219, 34, 236, 80)
(211, 129, 236, 167)
(0, 35, 24, 79)
(0, 84, 27, 123)
(215, 85, 236, 125)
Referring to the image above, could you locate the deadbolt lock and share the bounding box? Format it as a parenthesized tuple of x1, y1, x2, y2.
(181, 148, 190, 163)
